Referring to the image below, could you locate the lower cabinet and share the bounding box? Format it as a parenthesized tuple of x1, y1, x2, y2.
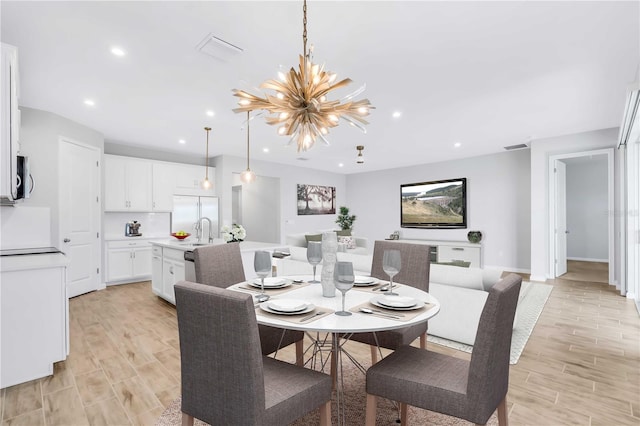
(106, 240, 152, 284)
(151, 245, 185, 305)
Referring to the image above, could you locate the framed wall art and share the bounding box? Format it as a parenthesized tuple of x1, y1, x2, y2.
(297, 184, 336, 215)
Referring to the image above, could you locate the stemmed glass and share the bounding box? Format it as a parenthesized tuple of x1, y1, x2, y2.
(307, 241, 323, 283)
(334, 261, 355, 316)
(382, 249, 401, 295)
(254, 251, 272, 303)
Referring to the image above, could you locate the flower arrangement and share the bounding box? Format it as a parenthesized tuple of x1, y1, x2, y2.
(221, 224, 246, 243)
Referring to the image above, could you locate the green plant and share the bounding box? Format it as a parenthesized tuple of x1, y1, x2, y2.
(335, 206, 356, 231)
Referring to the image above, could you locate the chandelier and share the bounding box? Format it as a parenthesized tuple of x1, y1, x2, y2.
(232, 0, 373, 152)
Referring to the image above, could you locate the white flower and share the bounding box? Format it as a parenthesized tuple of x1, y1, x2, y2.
(221, 224, 245, 242)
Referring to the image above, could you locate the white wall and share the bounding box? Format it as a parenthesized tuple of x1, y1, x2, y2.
(213, 155, 347, 244)
(565, 158, 609, 261)
(530, 128, 620, 282)
(346, 149, 531, 272)
(13, 107, 104, 245)
(231, 173, 280, 244)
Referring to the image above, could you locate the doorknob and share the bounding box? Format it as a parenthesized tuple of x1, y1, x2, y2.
(63, 238, 71, 243)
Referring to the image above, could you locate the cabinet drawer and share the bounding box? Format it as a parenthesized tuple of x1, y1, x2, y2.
(438, 245, 480, 266)
(152, 246, 162, 256)
(108, 240, 151, 249)
(163, 248, 186, 262)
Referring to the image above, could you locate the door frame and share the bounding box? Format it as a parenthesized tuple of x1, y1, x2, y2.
(548, 148, 615, 285)
(57, 137, 103, 293)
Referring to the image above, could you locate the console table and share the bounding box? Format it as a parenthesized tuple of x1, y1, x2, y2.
(388, 239, 482, 267)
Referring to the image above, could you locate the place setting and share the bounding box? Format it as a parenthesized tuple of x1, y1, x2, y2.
(350, 294, 434, 321)
(255, 297, 334, 323)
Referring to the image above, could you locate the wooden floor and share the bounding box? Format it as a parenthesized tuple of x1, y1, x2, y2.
(1, 262, 638, 426)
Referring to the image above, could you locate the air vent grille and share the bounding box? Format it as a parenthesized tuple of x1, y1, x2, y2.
(196, 33, 243, 62)
(504, 143, 529, 151)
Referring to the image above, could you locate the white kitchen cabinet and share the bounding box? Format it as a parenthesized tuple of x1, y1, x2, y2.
(174, 163, 215, 193)
(161, 247, 185, 304)
(104, 155, 153, 211)
(152, 162, 175, 211)
(1, 254, 68, 389)
(388, 239, 482, 268)
(1, 43, 20, 203)
(151, 245, 163, 295)
(105, 239, 152, 283)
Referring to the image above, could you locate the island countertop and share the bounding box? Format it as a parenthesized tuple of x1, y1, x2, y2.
(149, 239, 284, 253)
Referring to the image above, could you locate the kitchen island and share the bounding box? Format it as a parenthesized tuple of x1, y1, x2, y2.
(149, 239, 283, 304)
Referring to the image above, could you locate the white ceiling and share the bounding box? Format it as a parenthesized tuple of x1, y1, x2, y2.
(1, 1, 638, 174)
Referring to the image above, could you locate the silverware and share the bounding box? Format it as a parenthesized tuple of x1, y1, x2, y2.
(240, 285, 262, 293)
(373, 284, 390, 292)
(359, 308, 401, 319)
(367, 307, 405, 317)
(299, 311, 324, 322)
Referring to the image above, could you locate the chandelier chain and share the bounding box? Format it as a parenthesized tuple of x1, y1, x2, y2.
(303, 0, 307, 56)
(246, 112, 250, 169)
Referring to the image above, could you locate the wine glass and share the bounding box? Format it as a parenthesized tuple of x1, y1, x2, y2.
(334, 261, 355, 316)
(254, 251, 272, 303)
(382, 249, 401, 295)
(307, 241, 323, 283)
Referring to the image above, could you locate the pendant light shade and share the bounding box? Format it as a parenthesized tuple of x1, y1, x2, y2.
(240, 111, 256, 183)
(202, 127, 212, 189)
(356, 145, 364, 164)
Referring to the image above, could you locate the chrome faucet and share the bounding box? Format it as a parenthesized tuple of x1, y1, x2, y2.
(194, 217, 214, 243)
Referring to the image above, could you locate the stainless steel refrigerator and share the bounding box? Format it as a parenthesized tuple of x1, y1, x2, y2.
(171, 195, 219, 239)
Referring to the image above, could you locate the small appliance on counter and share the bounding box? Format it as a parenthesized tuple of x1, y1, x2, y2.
(125, 220, 142, 237)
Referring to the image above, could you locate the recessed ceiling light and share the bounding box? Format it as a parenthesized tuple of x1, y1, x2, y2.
(84, 99, 95, 106)
(338, 163, 344, 167)
(262, 148, 269, 153)
(454, 142, 461, 148)
(206, 110, 215, 117)
(179, 139, 186, 144)
(392, 111, 402, 118)
(110, 47, 126, 57)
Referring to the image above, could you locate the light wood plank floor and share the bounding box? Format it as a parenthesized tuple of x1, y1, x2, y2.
(1, 263, 638, 425)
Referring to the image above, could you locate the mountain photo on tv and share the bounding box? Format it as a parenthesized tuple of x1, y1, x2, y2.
(400, 178, 467, 229)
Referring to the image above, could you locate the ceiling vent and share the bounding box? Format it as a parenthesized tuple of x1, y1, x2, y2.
(504, 143, 529, 151)
(196, 33, 243, 62)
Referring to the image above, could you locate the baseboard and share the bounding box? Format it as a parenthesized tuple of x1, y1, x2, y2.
(567, 257, 608, 263)
(529, 275, 548, 283)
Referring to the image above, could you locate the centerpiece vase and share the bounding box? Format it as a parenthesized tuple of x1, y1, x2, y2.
(320, 232, 337, 297)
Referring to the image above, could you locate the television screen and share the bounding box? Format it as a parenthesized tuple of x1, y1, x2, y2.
(401, 178, 467, 229)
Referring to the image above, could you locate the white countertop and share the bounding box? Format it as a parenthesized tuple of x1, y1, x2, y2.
(150, 239, 284, 252)
(104, 235, 167, 241)
(1, 252, 69, 272)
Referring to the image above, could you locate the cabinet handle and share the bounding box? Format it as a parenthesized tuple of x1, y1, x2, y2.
(63, 238, 71, 243)
(169, 266, 174, 275)
(153, 201, 156, 208)
(452, 247, 464, 251)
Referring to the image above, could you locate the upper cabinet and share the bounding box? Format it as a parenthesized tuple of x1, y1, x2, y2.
(104, 155, 214, 212)
(1, 43, 20, 203)
(104, 155, 152, 211)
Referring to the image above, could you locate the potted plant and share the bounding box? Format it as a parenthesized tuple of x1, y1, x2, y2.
(335, 206, 356, 232)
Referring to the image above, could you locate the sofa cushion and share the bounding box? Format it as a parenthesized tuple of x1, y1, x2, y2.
(338, 236, 356, 249)
(429, 264, 484, 291)
(304, 234, 322, 247)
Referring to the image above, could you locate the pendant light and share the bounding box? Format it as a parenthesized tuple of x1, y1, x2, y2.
(202, 127, 212, 189)
(240, 111, 256, 183)
(356, 145, 364, 164)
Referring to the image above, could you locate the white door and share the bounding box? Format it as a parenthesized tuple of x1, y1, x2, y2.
(555, 160, 568, 276)
(59, 139, 100, 298)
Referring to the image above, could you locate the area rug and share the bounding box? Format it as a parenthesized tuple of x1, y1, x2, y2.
(427, 281, 553, 364)
(156, 359, 499, 426)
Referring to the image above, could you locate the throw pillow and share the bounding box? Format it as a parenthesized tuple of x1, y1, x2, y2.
(336, 229, 352, 237)
(304, 234, 322, 247)
(338, 236, 356, 249)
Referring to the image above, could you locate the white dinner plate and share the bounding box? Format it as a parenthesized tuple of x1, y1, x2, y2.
(267, 299, 307, 313)
(370, 295, 425, 311)
(353, 276, 379, 287)
(250, 278, 290, 288)
(259, 302, 315, 316)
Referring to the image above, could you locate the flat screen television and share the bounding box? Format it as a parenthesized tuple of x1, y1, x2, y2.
(400, 177, 467, 229)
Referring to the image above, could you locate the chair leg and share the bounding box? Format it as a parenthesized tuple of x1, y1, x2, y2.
(370, 345, 379, 364)
(295, 339, 304, 366)
(181, 413, 194, 426)
(420, 332, 426, 349)
(497, 396, 508, 426)
(365, 393, 377, 425)
(319, 400, 331, 426)
(400, 402, 408, 426)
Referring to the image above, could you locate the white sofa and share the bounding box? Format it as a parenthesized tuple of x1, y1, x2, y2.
(285, 232, 369, 256)
(275, 249, 527, 346)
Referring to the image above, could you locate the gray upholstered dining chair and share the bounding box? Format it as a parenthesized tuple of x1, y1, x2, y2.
(364, 273, 522, 426)
(193, 243, 305, 365)
(349, 240, 431, 363)
(175, 281, 332, 426)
